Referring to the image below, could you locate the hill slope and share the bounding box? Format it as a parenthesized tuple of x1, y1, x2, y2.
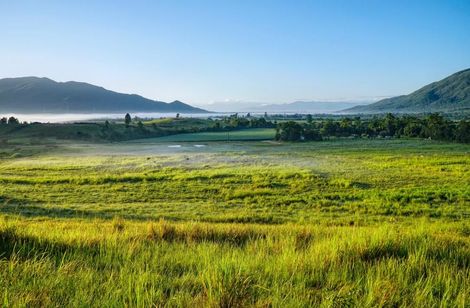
(0, 77, 208, 113)
(343, 68, 470, 114)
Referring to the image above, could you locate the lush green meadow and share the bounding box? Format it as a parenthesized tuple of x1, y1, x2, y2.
(147, 128, 275, 142)
(0, 138, 469, 306)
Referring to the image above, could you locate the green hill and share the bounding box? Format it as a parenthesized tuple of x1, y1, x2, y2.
(0, 77, 208, 113)
(343, 68, 470, 114)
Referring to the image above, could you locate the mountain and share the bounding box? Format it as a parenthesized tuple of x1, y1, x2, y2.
(342, 69, 470, 114)
(203, 100, 365, 113)
(0, 77, 208, 113)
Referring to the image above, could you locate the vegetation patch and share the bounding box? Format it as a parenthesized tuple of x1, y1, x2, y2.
(0, 138, 468, 306)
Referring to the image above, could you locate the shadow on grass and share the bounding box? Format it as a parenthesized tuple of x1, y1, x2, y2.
(0, 226, 99, 261)
(0, 203, 170, 221)
(0, 202, 284, 225)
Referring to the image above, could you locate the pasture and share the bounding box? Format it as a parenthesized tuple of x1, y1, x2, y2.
(0, 137, 469, 306)
(145, 128, 276, 142)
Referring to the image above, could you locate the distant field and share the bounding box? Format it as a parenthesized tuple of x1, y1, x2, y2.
(0, 138, 469, 306)
(1, 139, 468, 222)
(147, 128, 276, 142)
(0, 120, 276, 144)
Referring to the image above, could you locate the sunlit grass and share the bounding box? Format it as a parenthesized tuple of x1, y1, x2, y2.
(0, 140, 468, 222)
(143, 128, 276, 142)
(0, 218, 468, 306)
(0, 139, 469, 306)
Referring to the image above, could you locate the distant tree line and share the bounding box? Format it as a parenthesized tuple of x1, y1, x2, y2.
(3, 113, 467, 144)
(275, 113, 470, 143)
(92, 113, 278, 141)
(0, 116, 20, 125)
(213, 114, 276, 130)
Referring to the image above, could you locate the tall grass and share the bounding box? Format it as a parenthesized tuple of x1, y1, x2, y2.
(0, 218, 468, 306)
(0, 139, 469, 306)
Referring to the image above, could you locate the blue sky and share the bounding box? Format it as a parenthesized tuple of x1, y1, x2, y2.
(1, 0, 469, 105)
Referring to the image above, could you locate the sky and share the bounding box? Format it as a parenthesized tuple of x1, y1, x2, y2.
(1, 0, 469, 106)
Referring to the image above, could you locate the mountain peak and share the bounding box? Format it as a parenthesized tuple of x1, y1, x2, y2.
(169, 100, 184, 105)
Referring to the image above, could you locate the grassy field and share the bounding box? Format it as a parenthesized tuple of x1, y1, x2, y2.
(0, 118, 248, 143)
(0, 137, 469, 306)
(145, 128, 276, 142)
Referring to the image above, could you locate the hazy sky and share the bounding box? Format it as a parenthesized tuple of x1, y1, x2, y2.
(1, 0, 469, 105)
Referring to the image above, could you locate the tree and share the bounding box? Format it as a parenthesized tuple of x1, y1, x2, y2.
(320, 119, 338, 137)
(403, 121, 423, 137)
(0, 117, 7, 125)
(306, 114, 313, 124)
(383, 113, 398, 136)
(7, 117, 19, 125)
(124, 113, 131, 127)
(276, 121, 303, 141)
(176, 113, 180, 118)
(455, 120, 470, 143)
(424, 113, 453, 140)
(339, 118, 353, 136)
(367, 117, 382, 136)
(304, 128, 322, 141)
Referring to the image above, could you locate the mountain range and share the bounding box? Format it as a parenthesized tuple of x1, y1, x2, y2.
(0, 77, 207, 113)
(202, 100, 365, 113)
(2, 69, 469, 115)
(343, 68, 470, 114)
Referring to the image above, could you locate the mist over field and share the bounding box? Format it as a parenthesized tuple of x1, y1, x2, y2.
(1, 113, 221, 123)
